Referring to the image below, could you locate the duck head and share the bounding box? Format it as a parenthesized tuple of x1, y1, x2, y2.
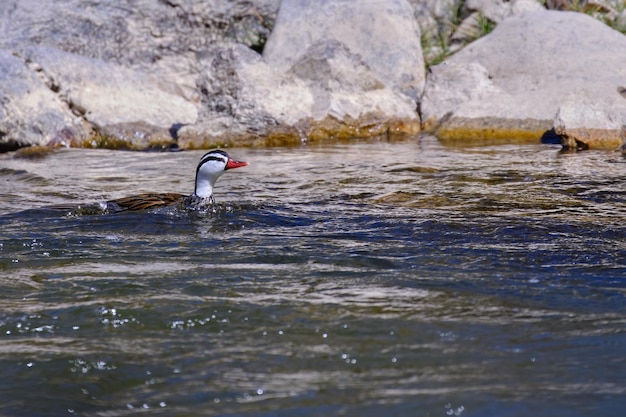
(192, 150, 248, 200)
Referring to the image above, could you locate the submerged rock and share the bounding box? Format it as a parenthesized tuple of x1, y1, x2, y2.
(421, 10, 626, 150)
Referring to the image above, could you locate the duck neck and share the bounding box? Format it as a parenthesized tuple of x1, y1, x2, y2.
(193, 176, 215, 200)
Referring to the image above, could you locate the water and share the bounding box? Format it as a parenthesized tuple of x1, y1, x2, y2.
(1, 137, 625, 416)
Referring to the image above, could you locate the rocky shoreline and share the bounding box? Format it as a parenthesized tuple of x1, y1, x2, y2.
(1, 0, 625, 153)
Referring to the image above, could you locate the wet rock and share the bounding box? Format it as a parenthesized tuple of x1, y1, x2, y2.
(178, 44, 311, 148)
(263, 0, 425, 102)
(8, 0, 624, 152)
(1, 0, 423, 151)
(0, 49, 83, 152)
(421, 10, 626, 149)
(91, 122, 179, 151)
(178, 40, 419, 149)
(554, 91, 626, 150)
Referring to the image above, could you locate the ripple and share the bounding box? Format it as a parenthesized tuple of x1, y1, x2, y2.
(0, 140, 624, 416)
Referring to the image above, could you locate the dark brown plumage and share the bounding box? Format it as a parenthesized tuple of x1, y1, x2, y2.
(106, 193, 187, 212)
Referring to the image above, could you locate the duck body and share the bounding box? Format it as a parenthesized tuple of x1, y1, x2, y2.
(105, 192, 188, 212)
(104, 193, 218, 213)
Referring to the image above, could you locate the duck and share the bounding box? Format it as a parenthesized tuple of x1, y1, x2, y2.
(109, 149, 248, 212)
(57, 150, 248, 213)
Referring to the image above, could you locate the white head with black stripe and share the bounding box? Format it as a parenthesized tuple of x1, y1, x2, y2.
(192, 150, 248, 201)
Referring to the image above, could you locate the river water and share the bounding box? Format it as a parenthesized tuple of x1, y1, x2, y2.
(0, 137, 625, 416)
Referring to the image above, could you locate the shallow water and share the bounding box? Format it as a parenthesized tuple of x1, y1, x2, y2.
(1, 137, 625, 416)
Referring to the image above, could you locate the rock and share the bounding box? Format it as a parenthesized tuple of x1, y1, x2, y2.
(0, 0, 280, 102)
(465, 0, 544, 23)
(0, 0, 278, 151)
(180, 0, 424, 149)
(24, 47, 198, 127)
(451, 0, 544, 44)
(0, 49, 84, 152)
(178, 44, 313, 148)
(0, 45, 197, 151)
(554, 90, 626, 150)
(21, 46, 198, 148)
(263, 0, 425, 101)
(287, 40, 418, 122)
(618, 8, 626, 32)
(420, 60, 552, 142)
(413, 0, 466, 64)
(421, 10, 626, 149)
(416, 0, 545, 63)
(450, 12, 485, 45)
(2, 0, 425, 151)
(89, 122, 180, 151)
(178, 40, 420, 149)
(410, 0, 458, 43)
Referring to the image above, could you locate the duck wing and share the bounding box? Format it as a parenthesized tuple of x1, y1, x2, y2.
(107, 193, 187, 212)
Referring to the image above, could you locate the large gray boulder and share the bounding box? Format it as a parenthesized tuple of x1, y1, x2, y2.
(421, 10, 626, 149)
(24, 47, 197, 130)
(179, 44, 313, 148)
(287, 40, 417, 121)
(0, 44, 198, 151)
(0, 0, 279, 101)
(263, 0, 425, 102)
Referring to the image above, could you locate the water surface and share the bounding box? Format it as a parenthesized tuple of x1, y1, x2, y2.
(1, 137, 625, 416)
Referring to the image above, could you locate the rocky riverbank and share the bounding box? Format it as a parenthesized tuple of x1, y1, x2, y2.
(1, 0, 625, 152)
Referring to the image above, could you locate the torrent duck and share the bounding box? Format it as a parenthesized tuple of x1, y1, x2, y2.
(107, 150, 249, 212)
(54, 150, 249, 213)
